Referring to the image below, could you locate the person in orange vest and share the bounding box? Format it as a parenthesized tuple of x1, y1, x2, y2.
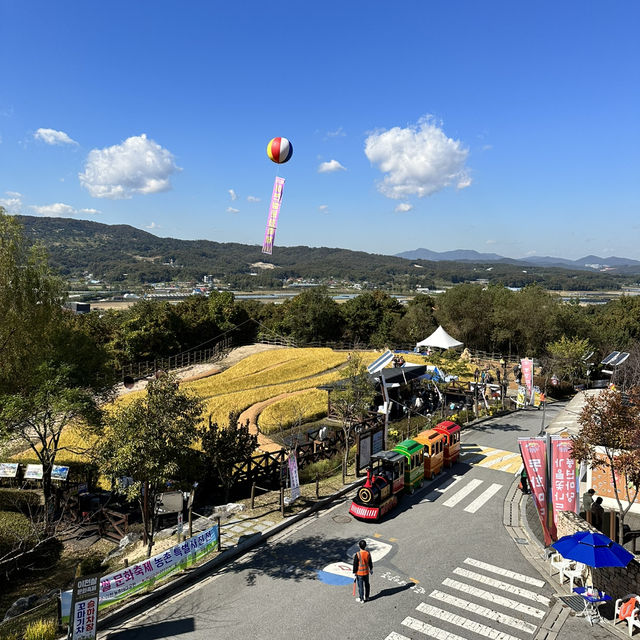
(352, 539, 373, 603)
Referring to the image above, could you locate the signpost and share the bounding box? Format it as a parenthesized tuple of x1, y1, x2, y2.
(68, 573, 100, 640)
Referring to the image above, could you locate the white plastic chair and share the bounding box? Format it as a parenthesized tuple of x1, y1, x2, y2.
(561, 561, 586, 591)
(549, 552, 573, 579)
(614, 598, 639, 632)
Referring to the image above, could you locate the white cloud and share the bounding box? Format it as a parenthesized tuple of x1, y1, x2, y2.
(326, 127, 345, 138)
(30, 202, 100, 217)
(247, 195, 260, 202)
(226, 206, 239, 213)
(486, 239, 497, 245)
(145, 222, 159, 229)
(319, 204, 329, 213)
(79, 134, 180, 199)
(364, 115, 471, 199)
(34, 128, 78, 146)
(394, 203, 413, 213)
(228, 189, 237, 201)
(0, 191, 22, 213)
(318, 159, 347, 173)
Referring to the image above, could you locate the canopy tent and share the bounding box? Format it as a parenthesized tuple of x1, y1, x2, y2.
(416, 326, 463, 350)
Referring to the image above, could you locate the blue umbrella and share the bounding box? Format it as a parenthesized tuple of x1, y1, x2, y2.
(552, 531, 634, 568)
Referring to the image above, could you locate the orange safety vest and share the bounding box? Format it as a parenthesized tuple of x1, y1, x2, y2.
(619, 598, 637, 620)
(356, 550, 371, 576)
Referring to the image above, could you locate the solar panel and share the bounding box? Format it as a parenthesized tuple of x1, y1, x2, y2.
(601, 351, 620, 366)
(611, 352, 630, 367)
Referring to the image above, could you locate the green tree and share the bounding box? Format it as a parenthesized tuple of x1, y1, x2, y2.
(200, 412, 258, 503)
(571, 387, 640, 544)
(97, 374, 204, 554)
(282, 287, 342, 344)
(390, 294, 436, 345)
(545, 336, 592, 385)
(330, 353, 376, 481)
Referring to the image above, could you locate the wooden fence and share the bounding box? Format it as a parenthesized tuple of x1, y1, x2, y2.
(117, 337, 232, 381)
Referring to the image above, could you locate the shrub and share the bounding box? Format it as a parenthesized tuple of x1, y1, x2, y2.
(299, 453, 343, 483)
(23, 619, 57, 640)
(80, 554, 105, 576)
(0, 489, 41, 514)
(0, 510, 37, 557)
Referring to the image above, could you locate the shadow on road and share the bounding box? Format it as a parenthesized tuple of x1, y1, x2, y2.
(105, 617, 195, 640)
(369, 582, 412, 600)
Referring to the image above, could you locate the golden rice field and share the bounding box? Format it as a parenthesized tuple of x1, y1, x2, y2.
(258, 389, 328, 435)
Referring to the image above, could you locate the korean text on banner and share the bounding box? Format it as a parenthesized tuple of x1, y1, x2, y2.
(520, 358, 534, 396)
(516, 386, 526, 408)
(70, 574, 100, 640)
(99, 524, 219, 607)
(519, 438, 554, 545)
(551, 437, 579, 527)
(262, 176, 285, 255)
(288, 452, 301, 502)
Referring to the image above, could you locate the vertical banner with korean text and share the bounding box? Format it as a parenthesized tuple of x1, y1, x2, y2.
(519, 438, 553, 545)
(516, 386, 527, 407)
(551, 437, 579, 530)
(69, 574, 100, 640)
(262, 176, 285, 255)
(520, 358, 534, 400)
(288, 451, 301, 502)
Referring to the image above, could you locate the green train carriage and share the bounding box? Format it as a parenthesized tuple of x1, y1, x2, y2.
(392, 439, 425, 493)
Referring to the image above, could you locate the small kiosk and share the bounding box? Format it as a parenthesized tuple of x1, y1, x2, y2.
(434, 421, 461, 468)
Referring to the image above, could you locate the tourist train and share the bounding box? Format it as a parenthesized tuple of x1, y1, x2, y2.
(349, 421, 461, 521)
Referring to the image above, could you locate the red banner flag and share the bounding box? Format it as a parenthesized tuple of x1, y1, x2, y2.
(519, 438, 554, 545)
(551, 437, 579, 530)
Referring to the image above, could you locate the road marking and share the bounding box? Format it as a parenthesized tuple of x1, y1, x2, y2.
(442, 578, 546, 618)
(460, 445, 523, 474)
(384, 633, 411, 640)
(463, 483, 503, 513)
(429, 589, 537, 634)
(464, 558, 546, 587)
(420, 475, 463, 502)
(452, 568, 551, 606)
(416, 603, 525, 640)
(402, 616, 468, 640)
(443, 479, 483, 507)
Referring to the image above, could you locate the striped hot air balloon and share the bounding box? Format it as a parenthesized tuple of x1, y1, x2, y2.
(266, 137, 293, 164)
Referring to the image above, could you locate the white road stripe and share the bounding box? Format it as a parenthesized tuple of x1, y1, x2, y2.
(443, 479, 483, 507)
(464, 558, 546, 587)
(420, 475, 463, 502)
(453, 568, 551, 606)
(429, 589, 537, 634)
(464, 483, 503, 513)
(402, 616, 468, 640)
(416, 603, 525, 640)
(385, 634, 411, 640)
(442, 578, 546, 618)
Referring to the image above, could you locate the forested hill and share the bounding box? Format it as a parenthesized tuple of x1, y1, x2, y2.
(15, 215, 633, 291)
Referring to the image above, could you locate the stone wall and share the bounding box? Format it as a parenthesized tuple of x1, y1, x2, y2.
(557, 511, 640, 600)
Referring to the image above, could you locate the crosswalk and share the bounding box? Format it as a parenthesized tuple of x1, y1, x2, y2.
(384, 557, 549, 640)
(460, 444, 523, 474)
(421, 476, 504, 513)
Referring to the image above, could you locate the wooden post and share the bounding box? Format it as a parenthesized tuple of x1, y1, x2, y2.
(280, 486, 285, 517)
(316, 473, 320, 499)
(251, 482, 256, 509)
(217, 517, 222, 551)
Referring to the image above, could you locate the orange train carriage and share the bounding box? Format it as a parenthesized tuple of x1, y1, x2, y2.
(349, 450, 405, 521)
(414, 428, 445, 479)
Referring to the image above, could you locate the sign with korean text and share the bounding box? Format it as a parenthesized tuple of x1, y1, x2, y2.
(99, 524, 219, 607)
(519, 438, 554, 544)
(288, 451, 301, 502)
(0, 463, 19, 478)
(69, 574, 100, 640)
(520, 358, 534, 396)
(516, 386, 526, 407)
(550, 437, 579, 529)
(533, 386, 542, 408)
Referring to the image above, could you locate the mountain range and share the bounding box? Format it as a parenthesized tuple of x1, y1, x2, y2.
(395, 248, 640, 270)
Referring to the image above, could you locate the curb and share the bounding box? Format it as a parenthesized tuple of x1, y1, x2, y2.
(96, 477, 364, 631)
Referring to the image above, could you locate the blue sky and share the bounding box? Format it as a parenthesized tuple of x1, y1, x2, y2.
(1, 1, 638, 260)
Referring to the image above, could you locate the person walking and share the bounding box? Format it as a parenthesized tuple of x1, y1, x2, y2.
(353, 539, 373, 603)
(591, 497, 605, 531)
(582, 488, 595, 514)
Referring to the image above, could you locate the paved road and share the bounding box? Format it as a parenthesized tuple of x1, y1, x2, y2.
(101, 404, 568, 640)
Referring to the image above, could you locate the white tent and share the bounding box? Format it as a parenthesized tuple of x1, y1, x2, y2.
(416, 325, 463, 350)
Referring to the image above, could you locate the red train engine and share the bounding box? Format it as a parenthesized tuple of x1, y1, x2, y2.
(349, 450, 405, 521)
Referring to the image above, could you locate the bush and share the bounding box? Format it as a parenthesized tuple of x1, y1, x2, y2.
(23, 619, 57, 640)
(80, 554, 105, 576)
(299, 453, 342, 483)
(0, 489, 41, 514)
(0, 511, 37, 557)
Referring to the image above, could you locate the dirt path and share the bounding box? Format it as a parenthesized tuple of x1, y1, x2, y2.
(238, 389, 310, 453)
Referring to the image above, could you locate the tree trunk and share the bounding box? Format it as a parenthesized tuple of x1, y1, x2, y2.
(42, 461, 54, 535)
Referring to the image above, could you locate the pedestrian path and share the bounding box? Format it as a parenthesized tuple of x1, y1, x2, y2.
(420, 476, 504, 513)
(460, 443, 523, 474)
(383, 556, 550, 640)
